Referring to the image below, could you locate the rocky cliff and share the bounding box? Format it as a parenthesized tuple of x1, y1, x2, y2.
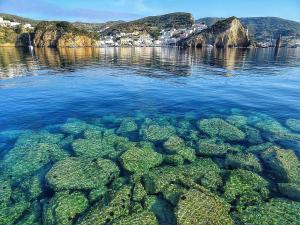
(178, 17, 251, 48)
(33, 21, 99, 47)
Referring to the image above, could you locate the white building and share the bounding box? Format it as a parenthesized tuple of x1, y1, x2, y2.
(23, 23, 33, 29)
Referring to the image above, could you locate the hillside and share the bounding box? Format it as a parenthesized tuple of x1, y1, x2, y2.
(196, 17, 300, 41)
(0, 13, 40, 25)
(101, 12, 194, 38)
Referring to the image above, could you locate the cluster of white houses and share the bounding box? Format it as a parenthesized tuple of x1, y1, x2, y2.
(100, 22, 208, 47)
(0, 17, 33, 29)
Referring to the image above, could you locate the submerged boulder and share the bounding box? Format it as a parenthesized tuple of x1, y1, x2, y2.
(197, 138, 241, 156)
(223, 169, 269, 211)
(116, 118, 138, 134)
(238, 198, 300, 225)
(43, 191, 88, 225)
(225, 153, 262, 172)
(261, 147, 300, 183)
(197, 118, 245, 141)
(140, 125, 176, 142)
(78, 185, 132, 225)
(175, 189, 233, 225)
(286, 119, 300, 132)
(119, 147, 163, 174)
(112, 211, 158, 225)
(46, 158, 119, 190)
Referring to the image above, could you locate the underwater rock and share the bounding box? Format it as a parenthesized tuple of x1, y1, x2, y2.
(116, 118, 138, 134)
(83, 127, 104, 140)
(246, 142, 273, 153)
(78, 185, 132, 225)
(175, 189, 233, 225)
(177, 147, 196, 162)
(226, 115, 248, 128)
(0, 200, 31, 225)
(261, 146, 300, 183)
(243, 126, 264, 145)
(144, 159, 222, 194)
(0, 180, 11, 207)
(140, 125, 176, 142)
(197, 138, 240, 156)
(119, 147, 163, 174)
(238, 198, 300, 225)
(72, 138, 115, 158)
(223, 169, 269, 211)
(14, 131, 64, 147)
(19, 176, 43, 201)
(132, 182, 147, 202)
(1, 143, 69, 181)
(225, 153, 262, 172)
(162, 183, 187, 206)
(286, 119, 300, 132)
(197, 118, 246, 141)
(88, 186, 108, 202)
(163, 135, 185, 153)
(163, 154, 184, 166)
(144, 196, 175, 225)
(46, 157, 119, 190)
(112, 211, 158, 225)
(278, 183, 300, 201)
(43, 191, 88, 225)
(61, 120, 89, 135)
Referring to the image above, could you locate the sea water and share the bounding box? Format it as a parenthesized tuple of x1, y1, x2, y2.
(0, 47, 300, 224)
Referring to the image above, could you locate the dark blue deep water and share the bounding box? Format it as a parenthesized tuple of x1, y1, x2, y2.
(0, 47, 300, 225)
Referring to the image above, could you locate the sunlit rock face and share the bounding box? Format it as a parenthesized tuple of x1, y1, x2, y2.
(179, 17, 251, 48)
(33, 21, 99, 47)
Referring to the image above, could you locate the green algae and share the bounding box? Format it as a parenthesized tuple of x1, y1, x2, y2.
(261, 146, 300, 183)
(237, 198, 300, 225)
(43, 191, 88, 225)
(197, 118, 246, 141)
(223, 169, 269, 211)
(175, 189, 233, 225)
(225, 153, 262, 172)
(119, 147, 163, 174)
(2, 113, 300, 225)
(46, 157, 119, 190)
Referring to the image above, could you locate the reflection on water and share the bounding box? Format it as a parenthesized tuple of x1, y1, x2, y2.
(1, 47, 300, 78)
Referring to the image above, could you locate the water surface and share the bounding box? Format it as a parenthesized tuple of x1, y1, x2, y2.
(0, 47, 300, 225)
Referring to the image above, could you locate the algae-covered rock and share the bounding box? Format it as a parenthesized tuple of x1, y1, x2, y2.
(177, 147, 196, 162)
(197, 139, 240, 156)
(226, 115, 248, 128)
(78, 185, 132, 225)
(162, 183, 187, 205)
(223, 169, 269, 211)
(1, 143, 69, 181)
(112, 211, 158, 225)
(119, 147, 163, 174)
(61, 120, 89, 134)
(117, 118, 138, 134)
(43, 191, 88, 225)
(144, 159, 222, 194)
(163, 154, 184, 166)
(46, 157, 119, 190)
(14, 131, 64, 147)
(286, 119, 300, 132)
(72, 138, 115, 158)
(261, 147, 300, 183)
(83, 127, 104, 140)
(243, 126, 263, 145)
(175, 189, 233, 225)
(19, 176, 42, 201)
(0, 200, 31, 225)
(197, 118, 245, 141)
(0, 180, 11, 207)
(278, 183, 300, 201)
(140, 125, 176, 142)
(163, 135, 185, 153)
(88, 186, 108, 202)
(238, 198, 300, 225)
(246, 142, 273, 153)
(225, 153, 262, 172)
(132, 182, 147, 202)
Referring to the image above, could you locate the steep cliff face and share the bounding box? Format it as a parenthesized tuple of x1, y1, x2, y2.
(33, 21, 99, 47)
(179, 17, 251, 48)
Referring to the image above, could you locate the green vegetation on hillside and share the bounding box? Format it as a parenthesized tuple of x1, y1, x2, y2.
(102, 12, 194, 37)
(0, 13, 39, 25)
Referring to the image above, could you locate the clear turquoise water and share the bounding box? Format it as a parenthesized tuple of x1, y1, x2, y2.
(0, 47, 300, 225)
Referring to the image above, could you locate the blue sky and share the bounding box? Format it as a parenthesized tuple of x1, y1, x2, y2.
(0, 0, 300, 22)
